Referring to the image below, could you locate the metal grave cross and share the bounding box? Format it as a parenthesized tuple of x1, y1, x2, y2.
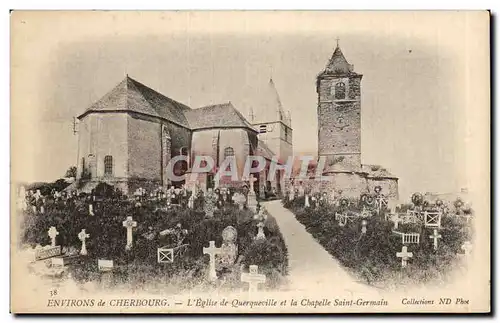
(203, 240, 221, 280)
(396, 246, 413, 268)
(78, 229, 90, 256)
(461, 241, 473, 256)
(429, 229, 442, 250)
(241, 265, 266, 294)
(122, 216, 137, 250)
(48, 226, 59, 247)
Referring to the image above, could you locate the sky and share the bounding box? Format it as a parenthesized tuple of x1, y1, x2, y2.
(11, 11, 488, 199)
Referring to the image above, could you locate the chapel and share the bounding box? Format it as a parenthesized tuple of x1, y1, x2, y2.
(70, 74, 292, 196)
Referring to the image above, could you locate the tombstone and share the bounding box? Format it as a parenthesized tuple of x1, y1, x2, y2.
(48, 226, 59, 247)
(187, 194, 195, 209)
(288, 187, 295, 201)
(247, 175, 258, 213)
(217, 226, 238, 269)
(361, 220, 367, 234)
(429, 229, 442, 250)
(304, 194, 310, 208)
(232, 193, 246, 210)
(203, 241, 221, 280)
(204, 188, 217, 218)
(255, 222, 266, 240)
(297, 184, 305, 198)
(78, 229, 90, 256)
(241, 265, 266, 294)
(391, 213, 402, 230)
(89, 204, 95, 216)
(396, 246, 413, 268)
(98, 259, 114, 288)
(122, 216, 137, 251)
(461, 241, 472, 256)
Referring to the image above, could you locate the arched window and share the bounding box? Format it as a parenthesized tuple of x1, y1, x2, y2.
(335, 82, 346, 100)
(104, 155, 113, 175)
(224, 147, 235, 159)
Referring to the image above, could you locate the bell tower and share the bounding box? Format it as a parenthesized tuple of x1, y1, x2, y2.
(317, 42, 362, 173)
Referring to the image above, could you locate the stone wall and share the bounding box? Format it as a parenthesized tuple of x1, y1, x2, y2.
(76, 113, 129, 180)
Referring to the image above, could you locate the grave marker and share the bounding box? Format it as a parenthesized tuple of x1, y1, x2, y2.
(429, 229, 442, 250)
(78, 229, 90, 256)
(48, 226, 59, 247)
(218, 226, 238, 268)
(461, 241, 472, 255)
(396, 246, 413, 268)
(255, 222, 266, 240)
(241, 265, 266, 293)
(122, 216, 137, 251)
(203, 240, 221, 280)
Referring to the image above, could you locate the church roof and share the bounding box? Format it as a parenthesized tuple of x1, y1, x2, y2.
(184, 102, 257, 131)
(248, 78, 291, 128)
(78, 76, 191, 128)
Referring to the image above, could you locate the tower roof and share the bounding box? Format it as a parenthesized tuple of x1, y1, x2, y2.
(320, 44, 358, 77)
(249, 77, 291, 127)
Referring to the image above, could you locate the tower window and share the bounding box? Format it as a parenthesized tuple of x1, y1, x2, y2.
(259, 124, 267, 133)
(224, 147, 235, 159)
(335, 82, 346, 100)
(104, 155, 113, 175)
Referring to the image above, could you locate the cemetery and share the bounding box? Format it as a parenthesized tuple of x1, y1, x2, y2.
(17, 181, 288, 294)
(282, 185, 474, 289)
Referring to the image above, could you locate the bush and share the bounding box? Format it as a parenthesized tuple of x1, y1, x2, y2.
(19, 194, 288, 291)
(283, 195, 471, 288)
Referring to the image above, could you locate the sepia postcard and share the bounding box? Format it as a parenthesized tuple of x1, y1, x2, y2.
(10, 10, 491, 314)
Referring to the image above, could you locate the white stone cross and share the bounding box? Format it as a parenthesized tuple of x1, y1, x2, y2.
(48, 226, 59, 247)
(78, 229, 90, 256)
(396, 246, 413, 268)
(391, 213, 402, 230)
(241, 265, 266, 293)
(461, 241, 473, 255)
(122, 216, 137, 251)
(203, 240, 221, 280)
(429, 229, 442, 250)
(361, 220, 367, 234)
(304, 194, 310, 208)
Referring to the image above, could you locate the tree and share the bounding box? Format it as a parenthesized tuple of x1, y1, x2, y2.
(65, 166, 77, 178)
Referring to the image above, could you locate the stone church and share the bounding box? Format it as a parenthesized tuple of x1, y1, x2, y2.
(71, 74, 292, 196)
(313, 43, 399, 200)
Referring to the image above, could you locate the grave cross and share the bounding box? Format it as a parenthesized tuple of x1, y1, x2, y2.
(461, 241, 473, 255)
(122, 216, 137, 251)
(48, 226, 59, 247)
(429, 229, 442, 250)
(241, 265, 266, 293)
(396, 246, 413, 268)
(391, 213, 402, 230)
(203, 240, 222, 280)
(78, 229, 90, 256)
